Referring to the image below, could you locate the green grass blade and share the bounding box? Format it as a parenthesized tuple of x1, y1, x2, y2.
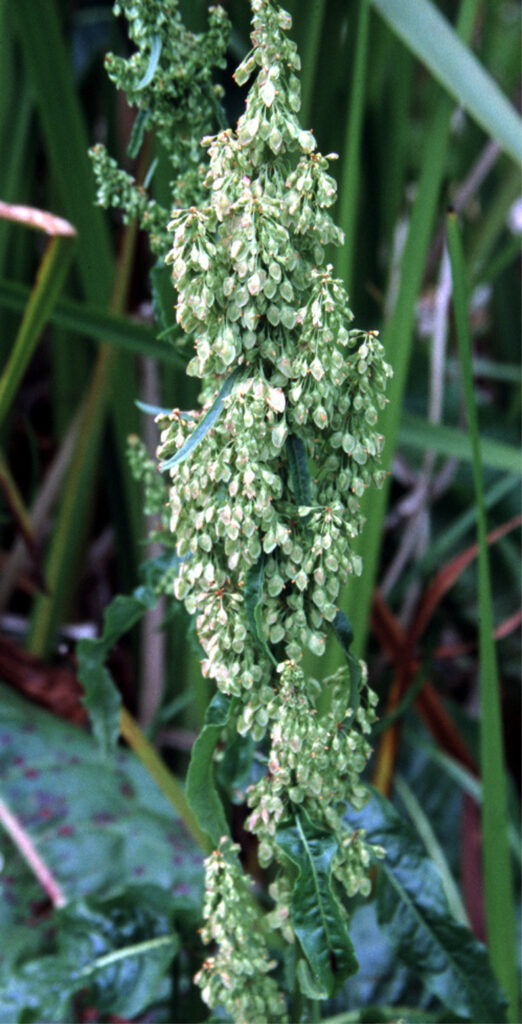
(334, 0, 371, 294)
(447, 210, 518, 1023)
(398, 413, 521, 476)
(0, 233, 76, 429)
(10, 0, 113, 301)
(0, 95, 32, 275)
(298, 0, 326, 129)
(27, 224, 138, 658)
(0, 278, 183, 365)
(341, 0, 480, 660)
(371, 0, 522, 166)
(12, 0, 145, 648)
(394, 772, 469, 926)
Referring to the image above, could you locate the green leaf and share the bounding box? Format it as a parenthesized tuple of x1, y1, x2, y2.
(332, 610, 362, 713)
(137, 33, 162, 89)
(0, 887, 177, 1022)
(127, 107, 151, 158)
(77, 585, 157, 756)
(159, 368, 239, 471)
(398, 412, 522, 476)
(371, 0, 522, 166)
(186, 691, 236, 847)
(447, 211, 519, 1022)
(0, 234, 76, 430)
(0, 278, 183, 365)
(0, 681, 204, 996)
(286, 433, 312, 506)
(346, 788, 507, 1022)
(394, 772, 469, 927)
(244, 553, 277, 666)
(275, 809, 359, 998)
(76, 639, 122, 758)
(102, 586, 156, 648)
(59, 887, 177, 1017)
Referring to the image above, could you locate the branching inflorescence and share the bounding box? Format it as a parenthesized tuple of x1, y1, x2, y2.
(90, 0, 229, 255)
(93, 1, 391, 1020)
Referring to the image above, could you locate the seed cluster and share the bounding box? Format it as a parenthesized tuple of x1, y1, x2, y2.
(89, 0, 229, 255)
(155, 2, 391, 1016)
(195, 837, 289, 1024)
(93, 1, 392, 1019)
(157, 0, 391, 716)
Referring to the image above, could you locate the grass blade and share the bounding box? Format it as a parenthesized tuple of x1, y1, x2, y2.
(398, 413, 521, 476)
(394, 771, 469, 926)
(334, 0, 371, 294)
(10, 0, 113, 300)
(446, 209, 518, 1023)
(298, 0, 326, 129)
(27, 224, 138, 657)
(371, 0, 522, 166)
(342, 0, 481, 659)
(0, 216, 76, 429)
(0, 278, 183, 365)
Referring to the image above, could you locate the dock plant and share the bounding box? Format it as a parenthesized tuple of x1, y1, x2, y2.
(93, 0, 393, 1018)
(87, 1, 510, 1023)
(0, 0, 516, 1019)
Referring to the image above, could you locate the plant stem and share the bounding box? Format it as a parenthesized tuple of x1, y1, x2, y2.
(0, 793, 67, 908)
(119, 706, 209, 852)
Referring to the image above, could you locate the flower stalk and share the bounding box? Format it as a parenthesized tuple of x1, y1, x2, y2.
(92, 1, 391, 1019)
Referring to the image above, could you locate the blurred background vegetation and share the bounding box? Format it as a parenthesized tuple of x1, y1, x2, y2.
(0, 0, 520, 1016)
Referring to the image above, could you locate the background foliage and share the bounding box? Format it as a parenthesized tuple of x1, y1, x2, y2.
(0, 0, 520, 1021)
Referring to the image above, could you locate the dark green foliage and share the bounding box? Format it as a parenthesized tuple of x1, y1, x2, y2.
(77, 583, 157, 755)
(0, 684, 204, 1021)
(186, 691, 238, 847)
(346, 788, 508, 1023)
(276, 809, 359, 998)
(0, 889, 178, 1022)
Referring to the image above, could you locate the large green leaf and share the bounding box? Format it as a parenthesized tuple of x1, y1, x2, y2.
(371, 0, 522, 166)
(0, 887, 177, 1022)
(346, 788, 507, 1022)
(0, 683, 204, 1005)
(275, 809, 359, 998)
(186, 691, 236, 847)
(77, 584, 157, 757)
